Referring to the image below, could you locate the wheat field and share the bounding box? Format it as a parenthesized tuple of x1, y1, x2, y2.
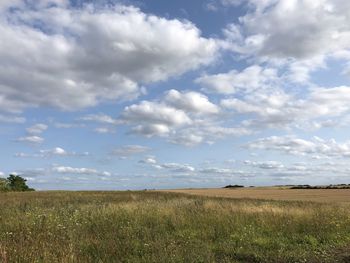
(161, 188, 350, 203)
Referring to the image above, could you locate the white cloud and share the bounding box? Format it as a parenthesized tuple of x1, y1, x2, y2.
(205, 0, 243, 11)
(169, 133, 204, 147)
(0, 0, 22, 11)
(121, 89, 250, 145)
(196, 65, 277, 94)
(159, 163, 196, 173)
(221, 91, 295, 128)
(123, 101, 192, 127)
(26, 124, 48, 134)
(111, 145, 150, 157)
(219, 0, 350, 85)
(165, 89, 219, 114)
(244, 160, 284, 169)
(168, 124, 252, 146)
(245, 135, 350, 159)
(52, 166, 110, 176)
(14, 153, 42, 158)
(225, 0, 350, 60)
(15, 147, 89, 158)
(40, 147, 89, 157)
(16, 135, 44, 144)
(200, 125, 252, 138)
(131, 124, 171, 138)
(0, 2, 218, 112)
(308, 86, 350, 116)
(199, 167, 235, 174)
(80, 114, 119, 125)
(0, 114, 25, 123)
(53, 122, 85, 129)
(122, 101, 192, 137)
(139, 156, 157, 165)
(94, 127, 116, 134)
(220, 83, 350, 130)
(221, 0, 243, 6)
(140, 157, 196, 173)
(205, 1, 219, 11)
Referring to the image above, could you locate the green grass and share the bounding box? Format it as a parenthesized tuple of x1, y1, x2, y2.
(0, 191, 349, 262)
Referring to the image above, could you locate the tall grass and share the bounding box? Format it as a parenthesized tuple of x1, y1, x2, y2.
(0, 191, 349, 262)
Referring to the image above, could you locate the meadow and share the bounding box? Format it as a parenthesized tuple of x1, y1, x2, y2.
(0, 191, 350, 262)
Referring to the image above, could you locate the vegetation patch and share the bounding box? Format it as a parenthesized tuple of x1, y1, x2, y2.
(0, 191, 349, 262)
(0, 175, 34, 192)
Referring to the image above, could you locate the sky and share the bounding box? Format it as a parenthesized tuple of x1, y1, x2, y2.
(1, 0, 350, 190)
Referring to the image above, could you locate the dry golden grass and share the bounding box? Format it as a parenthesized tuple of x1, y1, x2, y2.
(161, 188, 350, 203)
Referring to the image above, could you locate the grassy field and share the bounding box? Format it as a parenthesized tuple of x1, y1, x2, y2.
(0, 191, 350, 262)
(162, 187, 350, 203)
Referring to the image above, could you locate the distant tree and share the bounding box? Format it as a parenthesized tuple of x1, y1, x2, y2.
(7, 174, 34, 192)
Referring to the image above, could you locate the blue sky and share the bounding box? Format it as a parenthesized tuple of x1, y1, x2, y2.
(1, 0, 350, 190)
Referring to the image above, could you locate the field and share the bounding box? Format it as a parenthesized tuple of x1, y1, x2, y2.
(162, 187, 350, 203)
(1, 191, 350, 262)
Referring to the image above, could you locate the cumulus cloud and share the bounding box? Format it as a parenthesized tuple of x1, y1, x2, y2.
(16, 136, 44, 144)
(139, 156, 157, 165)
(196, 65, 277, 94)
(199, 167, 234, 174)
(52, 166, 111, 176)
(122, 100, 192, 137)
(169, 133, 204, 147)
(244, 160, 284, 169)
(121, 89, 250, 145)
(111, 145, 150, 157)
(94, 127, 116, 134)
(131, 124, 171, 138)
(158, 163, 196, 173)
(80, 114, 120, 125)
(219, 0, 350, 84)
(221, 91, 296, 128)
(218, 80, 350, 130)
(245, 135, 350, 159)
(123, 101, 192, 127)
(225, 0, 350, 60)
(165, 89, 220, 114)
(0, 114, 25, 123)
(170, 125, 251, 146)
(205, 0, 243, 11)
(0, 2, 218, 112)
(53, 122, 85, 129)
(139, 157, 195, 173)
(26, 124, 48, 134)
(15, 147, 89, 158)
(14, 153, 40, 158)
(40, 147, 89, 157)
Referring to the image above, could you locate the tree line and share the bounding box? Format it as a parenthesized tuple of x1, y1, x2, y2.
(0, 174, 35, 192)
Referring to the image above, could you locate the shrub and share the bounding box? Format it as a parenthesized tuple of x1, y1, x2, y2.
(6, 175, 34, 192)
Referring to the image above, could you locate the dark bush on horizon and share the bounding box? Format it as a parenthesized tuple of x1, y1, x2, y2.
(290, 184, 350, 189)
(0, 174, 34, 192)
(223, 184, 245, 189)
